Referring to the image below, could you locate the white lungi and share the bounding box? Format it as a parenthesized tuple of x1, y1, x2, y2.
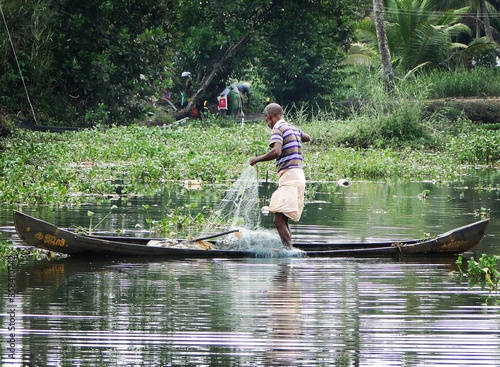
(268, 168, 306, 222)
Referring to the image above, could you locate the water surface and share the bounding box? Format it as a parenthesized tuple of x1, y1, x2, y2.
(2, 257, 500, 366)
(1, 176, 500, 366)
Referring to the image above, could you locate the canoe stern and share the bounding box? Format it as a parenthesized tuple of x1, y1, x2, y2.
(403, 218, 489, 255)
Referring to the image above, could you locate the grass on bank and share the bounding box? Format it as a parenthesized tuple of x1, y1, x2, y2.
(345, 66, 500, 101)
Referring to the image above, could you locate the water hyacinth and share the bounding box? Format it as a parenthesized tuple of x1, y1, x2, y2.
(0, 109, 499, 206)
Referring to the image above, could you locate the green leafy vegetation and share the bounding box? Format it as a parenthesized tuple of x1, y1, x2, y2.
(0, 0, 356, 125)
(140, 203, 210, 238)
(352, 0, 497, 74)
(3, 1, 500, 126)
(456, 254, 500, 302)
(0, 103, 499, 206)
(1, 38, 499, 206)
(448, 126, 500, 164)
(0, 240, 46, 266)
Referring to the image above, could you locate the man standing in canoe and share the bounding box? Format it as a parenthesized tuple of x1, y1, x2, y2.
(249, 103, 311, 248)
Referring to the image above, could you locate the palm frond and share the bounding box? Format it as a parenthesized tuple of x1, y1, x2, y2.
(445, 23, 472, 38)
(435, 7, 470, 26)
(403, 61, 431, 80)
(344, 43, 379, 66)
(462, 36, 499, 56)
(354, 17, 378, 45)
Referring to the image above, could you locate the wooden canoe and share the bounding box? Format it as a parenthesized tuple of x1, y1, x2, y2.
(13, 210, 489, 258)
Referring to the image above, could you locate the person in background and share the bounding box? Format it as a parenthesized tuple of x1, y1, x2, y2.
(217, 84, 242, 116)
(249, 103, 311, 248)
(181, 71, 192, 107)
(217, 86, 230, 115)
(228, 84, 242, 115)
(237, 82, 251, 111)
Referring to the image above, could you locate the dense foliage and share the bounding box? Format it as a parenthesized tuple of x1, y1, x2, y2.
(0, 0, 357, 125)
(53, 0, 176, 123)
(0, 0, 175, 125)
(0, 2, 499, 208)
(353, 0, 499, 72)
(1, 0, 499, 126)
(252, 1, 353, 105)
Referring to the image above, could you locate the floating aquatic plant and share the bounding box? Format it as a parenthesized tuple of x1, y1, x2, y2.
(456, 254, 500, 303)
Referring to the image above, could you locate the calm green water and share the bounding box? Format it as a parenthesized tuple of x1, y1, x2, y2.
(1, 173, 500, 366)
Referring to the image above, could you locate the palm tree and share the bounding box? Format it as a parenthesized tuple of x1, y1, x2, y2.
(373, 0, 395, 90)
(480, 0, 494, 38)
(387, 0, 472, 70)
(351, 0, 497, 72)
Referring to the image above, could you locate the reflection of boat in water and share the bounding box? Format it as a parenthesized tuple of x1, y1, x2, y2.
(14, 210, 489, 258)
(11, 258, 73, 296)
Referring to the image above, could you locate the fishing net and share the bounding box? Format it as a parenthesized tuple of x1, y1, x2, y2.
(200, 166, 305, 258)
(217, 227, 305, 258)
(207, 165, 261, 230)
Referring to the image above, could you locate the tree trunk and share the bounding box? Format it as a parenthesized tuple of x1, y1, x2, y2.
(480, 0, 493, 39)
(372, 0, 394, 91)
(476, 10, 481, 38)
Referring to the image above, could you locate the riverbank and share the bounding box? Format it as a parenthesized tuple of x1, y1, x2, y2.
(425, 97, 500, 123)
(0, 114, 499, 205)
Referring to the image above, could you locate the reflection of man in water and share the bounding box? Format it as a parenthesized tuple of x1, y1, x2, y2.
(267, 264, 302, 364)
